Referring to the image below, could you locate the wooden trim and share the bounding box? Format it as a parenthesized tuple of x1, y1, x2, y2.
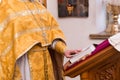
(64, 46, 119, 78)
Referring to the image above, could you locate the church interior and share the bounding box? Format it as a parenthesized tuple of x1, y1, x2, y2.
(47, 0, 120, 80)
(0, 0, 120, 80)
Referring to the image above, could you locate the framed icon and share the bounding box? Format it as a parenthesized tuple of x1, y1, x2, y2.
(58, 0, 89, 17)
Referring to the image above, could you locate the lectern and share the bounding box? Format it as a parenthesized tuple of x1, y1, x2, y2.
(64, 40, 120, 80)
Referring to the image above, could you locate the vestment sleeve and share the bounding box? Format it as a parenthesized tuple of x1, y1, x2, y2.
(52, 40, 67, 55)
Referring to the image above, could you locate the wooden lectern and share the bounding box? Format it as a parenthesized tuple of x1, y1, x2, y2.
(64, 40, 120, 80)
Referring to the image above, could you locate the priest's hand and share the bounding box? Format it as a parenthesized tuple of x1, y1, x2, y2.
(64, 49, 81, 58)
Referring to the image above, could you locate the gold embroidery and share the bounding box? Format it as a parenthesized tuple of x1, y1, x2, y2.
(0, 26, 59, 56)
(43, 49, 49, 80)
(0, 9, 46, 32)
(0, 42, 13, 57)
(14, 27, 50, 38)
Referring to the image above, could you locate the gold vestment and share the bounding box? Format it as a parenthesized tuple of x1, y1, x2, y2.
(0, 0, 66, 80)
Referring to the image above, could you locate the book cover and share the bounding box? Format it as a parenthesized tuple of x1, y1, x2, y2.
(69, 44, 96, 64)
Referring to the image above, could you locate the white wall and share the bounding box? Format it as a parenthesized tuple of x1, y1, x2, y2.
(47, 0, 106, 80)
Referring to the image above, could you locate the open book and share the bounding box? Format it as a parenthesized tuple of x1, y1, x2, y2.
(69, 44, 96, 64)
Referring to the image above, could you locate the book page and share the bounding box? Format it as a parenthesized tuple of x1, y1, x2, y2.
(69, 44, 96, 64)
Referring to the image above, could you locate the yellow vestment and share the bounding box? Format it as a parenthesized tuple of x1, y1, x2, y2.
(0, 0, 66, 80)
